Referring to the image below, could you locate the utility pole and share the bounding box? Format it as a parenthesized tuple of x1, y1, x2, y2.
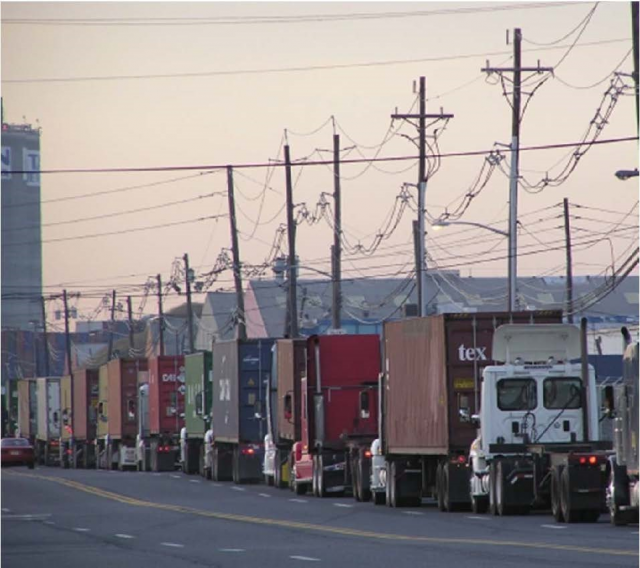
(563, 198, 574, 324)
(183, 253, 195, 354)
(483, 29, 553, 312)
(284, 144, 299, 338)
(107, 290, 116, 360)
(127, 296, 134, 354)
(392, 77, 453, 316)
(40, 296, 50, 376)
(227, 166, 247, 340)
(632, 1, 639, 131)
(156, 274, 165, 356)
(62, 290, 74, 433)
(332, 134, 342, 330)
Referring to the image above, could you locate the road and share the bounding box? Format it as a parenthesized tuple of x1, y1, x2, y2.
(2, 465, 637, 568)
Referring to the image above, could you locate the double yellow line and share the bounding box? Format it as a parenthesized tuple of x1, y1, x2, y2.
(6, 471, 637, 558)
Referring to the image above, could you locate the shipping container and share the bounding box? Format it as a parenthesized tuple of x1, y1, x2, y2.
(3, 379, 19, 437)
(372, 311, 563, 508)
(96, 358, 148, 470)
(291, 335, 380, 500)
(35, 377, 61, 466)
(182, 351, 213, 475)
(264, 339, 306, 488)
(60, 376, 72, 442)
(17, 378, 37, 441)
(138, 356, 184, 472)
(210, 339, 275, 483)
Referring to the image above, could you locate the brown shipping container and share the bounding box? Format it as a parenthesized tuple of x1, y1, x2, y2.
(73, 369, 100, 441)
(17, 379, 32, 437)
(106, 359, 148, 439)
(60, 376, 72, 441)
(276, 339, 306, 442)
(384, 311, 562, 455)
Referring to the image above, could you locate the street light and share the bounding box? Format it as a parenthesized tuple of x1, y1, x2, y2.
(431, 219, 513, 310)
(615, 168, 639, 181)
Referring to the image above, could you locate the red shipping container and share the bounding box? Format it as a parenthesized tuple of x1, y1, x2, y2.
(107, 359, 148, 439)
(148, 356, 185, 436)
(73, 368, 99, 441)
(302, 335, 380, 452)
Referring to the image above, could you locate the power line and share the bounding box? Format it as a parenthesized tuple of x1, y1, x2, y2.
(3, 38, 628, 84)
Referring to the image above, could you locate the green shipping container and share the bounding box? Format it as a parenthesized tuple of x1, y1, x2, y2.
(184, 351, 212, 439)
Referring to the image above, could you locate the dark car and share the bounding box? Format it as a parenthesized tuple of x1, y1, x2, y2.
(1, 438, 35, 469)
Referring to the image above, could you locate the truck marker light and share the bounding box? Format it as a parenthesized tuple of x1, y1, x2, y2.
(458, 455, 466, 464)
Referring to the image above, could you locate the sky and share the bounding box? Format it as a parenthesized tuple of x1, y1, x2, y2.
(1, 0, 638, 323)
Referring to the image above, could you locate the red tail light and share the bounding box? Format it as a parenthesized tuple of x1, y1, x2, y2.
(588, 456, 597, 465)
(164, 446, 170, 452)
(579, 456, 587, 464)
(241, 447, 255, 456)
(364, 450, 372, 459)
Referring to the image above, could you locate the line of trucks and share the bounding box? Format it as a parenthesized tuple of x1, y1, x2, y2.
(7, 310, 638, 526)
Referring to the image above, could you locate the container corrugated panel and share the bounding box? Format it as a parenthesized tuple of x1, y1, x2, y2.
(185, 352, 212, 439)
(384, 311, 564, 455)
(60, 376, 72, 441)
(276, 339, 306, 442)
(36, 378, 61, 441)
(73, 369, 99, 441)
(148, 356, 185, 435)
(17, 379, 32, 437)
(303, 335, 380, 450)
(212, 339, 275, 444)
(106, 359, 148, 439)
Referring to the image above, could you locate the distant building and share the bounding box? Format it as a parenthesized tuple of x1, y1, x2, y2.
(1, 116, 42, 331)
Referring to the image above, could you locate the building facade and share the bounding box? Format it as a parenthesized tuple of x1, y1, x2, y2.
(1, 119, 43, 331)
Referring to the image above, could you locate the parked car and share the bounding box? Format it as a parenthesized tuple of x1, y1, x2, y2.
(1, 437, 35, 468)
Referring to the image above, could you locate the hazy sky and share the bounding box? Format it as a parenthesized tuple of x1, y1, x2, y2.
(1, 1, 638, 322)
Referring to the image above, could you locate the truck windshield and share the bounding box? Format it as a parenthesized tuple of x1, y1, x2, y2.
(543, 377, 582, 409)
(497, 378, 537, 411)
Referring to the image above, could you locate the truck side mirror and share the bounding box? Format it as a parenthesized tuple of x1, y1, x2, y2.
(283, 393, 293, 422)
(195, 392, 203, 416)
(603, 385, 615, 417)
(459, 408, 471, 423)
(360, 391, 371, 419)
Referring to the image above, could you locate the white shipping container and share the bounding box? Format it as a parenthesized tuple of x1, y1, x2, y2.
(36, 378, 61, 441)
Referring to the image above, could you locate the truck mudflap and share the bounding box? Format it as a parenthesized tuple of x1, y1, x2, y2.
(564, 461, 607, 511)
(233, 444, 263, 484)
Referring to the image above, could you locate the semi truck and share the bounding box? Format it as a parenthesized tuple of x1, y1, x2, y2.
(97, 358, 148, 470)
(59, 370, 100, 469)
(138, 356, 185, 472)
(210, 339, 275, 483)
(181, 351, 213, 476)
(604, 327, 639, 526)
(290, 334, 380, 500)
(17, 378, 37, 444)
(35, 377, 61, 466)
(371, 311, 563, 508)
(468, 321, 611, 522)
(263, 339, 305, 488)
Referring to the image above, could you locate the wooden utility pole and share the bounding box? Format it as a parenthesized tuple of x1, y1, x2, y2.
(392, 77, 453, 316)
(156, 274, 165, 356)
(563, 198, 574, 323)
(107, 290, 116, 360)
(127, 296, 134, 354)
(284, 144, 299, 338)
(40, 296, 50, 376)
(632, 1, 639, 131)
(183, 253, 195, 353)
(62, 290, 74, 431)
(483, 29, 553, 312)
(331, 134, 342, 330)
(227, 166, 247, 340)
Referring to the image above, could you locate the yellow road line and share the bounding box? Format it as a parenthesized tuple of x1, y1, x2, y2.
(6, 471, 637, 558)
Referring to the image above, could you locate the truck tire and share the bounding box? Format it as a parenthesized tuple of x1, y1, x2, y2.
(274, 450, 283, 489)
(560, 466, 580, 523)
(386, 461, 397, 508)
(352, 456, 361, 501)
(232, 448, 241, 484)
(609, 462, 630, 526)
(489, 462, 498, 515)
(436, 463, 445, 512)
(358, 454, 372, 503)
(317, 455, 326, 498)
(496, 461, 515, 516)
(551, 465, 564, 522)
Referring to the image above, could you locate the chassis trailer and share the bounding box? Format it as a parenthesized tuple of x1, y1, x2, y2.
(469, 322, 611, 522)
(291, 334, 380, 500)
(181, 351, 213, 476)
(373, 311, 563, 508)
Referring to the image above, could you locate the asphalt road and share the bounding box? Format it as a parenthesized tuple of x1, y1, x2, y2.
(2, 465, 637, 568)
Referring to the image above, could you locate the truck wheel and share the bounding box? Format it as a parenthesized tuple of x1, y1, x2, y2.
(317, 456, 326, 498)
(274, 451, 282, 489)
(232, 449, 240, 484)
(560, 466, 580, 523)
(436, 463, 445, 512)
(386, 462, 397, 507)
(608, 463, 630, 526)
(352, 457, 361, 502)
(551, 465, 564, 522)
(358, 455, 372, 503)
(441, 463, 452, 512)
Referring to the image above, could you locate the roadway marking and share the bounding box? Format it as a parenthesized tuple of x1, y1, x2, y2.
(212, 483, 222, 487)
(219, 548, 245, 553)
(290, 556, 321, 562)
(2, 514, 52, 521)
(152, 473, 161, 477)
(43, 521, 55, 525)
(8, 471, 637, 558)
(467, 516, 491, 521)
(541, 525, 567, 530)
(115, 534, 135, 539)
(73, 528, 90, 532)
(161, 542, 185, 548)
(2, 508, 11, 512)
(403, 511, 424, 516)
(231, 487, 246, 492)
(189, 480, 201, 484)
(170, 475, 181, 479)
(289, 498, 308, 503)
(333, 503, 353, 508)
(259, 493, 271, 498)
